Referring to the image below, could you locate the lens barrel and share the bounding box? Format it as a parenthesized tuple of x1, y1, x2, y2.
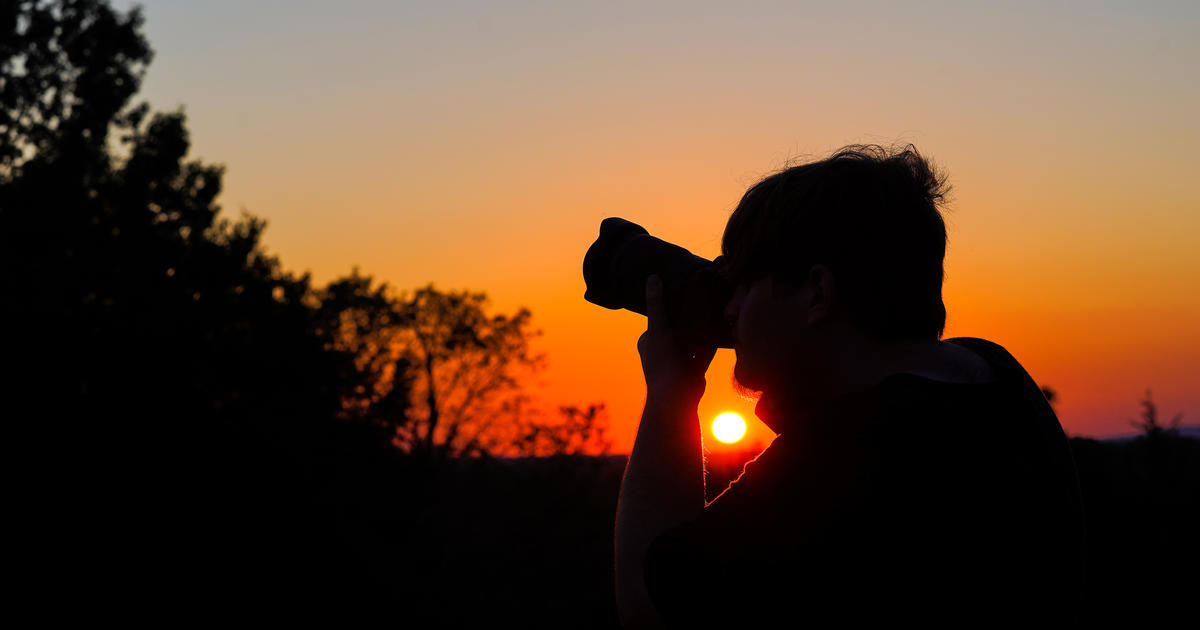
(583, 217, 734, 348)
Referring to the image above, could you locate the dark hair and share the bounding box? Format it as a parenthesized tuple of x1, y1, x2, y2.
(721, 144, 950, 342)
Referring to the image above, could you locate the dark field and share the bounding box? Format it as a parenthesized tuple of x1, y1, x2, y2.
(121, 422, 1193, 626)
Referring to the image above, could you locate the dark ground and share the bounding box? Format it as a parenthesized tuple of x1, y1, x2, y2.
(22, 421, 1199, 626)
(319, 428, 1199, 626)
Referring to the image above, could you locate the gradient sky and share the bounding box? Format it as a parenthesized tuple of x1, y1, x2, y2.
(114, 0, 1200, 451)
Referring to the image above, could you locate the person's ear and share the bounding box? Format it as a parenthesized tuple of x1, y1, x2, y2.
(806, 264, 835, 325)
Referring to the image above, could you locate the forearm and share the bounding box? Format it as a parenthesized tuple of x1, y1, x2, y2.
(614, 391, 705, 628)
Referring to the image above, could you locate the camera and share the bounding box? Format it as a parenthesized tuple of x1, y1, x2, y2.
(583, 217, 735, 349)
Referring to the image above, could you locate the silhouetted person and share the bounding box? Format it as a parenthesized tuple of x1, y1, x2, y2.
(614, 145, 1085, 626)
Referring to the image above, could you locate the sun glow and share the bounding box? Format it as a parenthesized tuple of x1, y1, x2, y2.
(712, 412, 747, 443)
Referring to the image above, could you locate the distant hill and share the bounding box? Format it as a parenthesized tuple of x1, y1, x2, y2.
(1088, 425, 1200, 442)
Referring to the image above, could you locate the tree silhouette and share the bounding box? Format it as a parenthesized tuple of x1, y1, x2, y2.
(1, 0, 350, 440)
(515, 403, 614, 457)
(1, 0, 392, 610)
(0, 0, 152, 172)
(3, 0, 611, 458)
(2, 0, 613, 614)
(320, 272, 607, 459)
(399, 284, 546, 458)
(316, 270, 412, 429)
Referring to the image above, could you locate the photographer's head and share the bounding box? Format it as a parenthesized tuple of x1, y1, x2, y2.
(721, 144, 951, 401)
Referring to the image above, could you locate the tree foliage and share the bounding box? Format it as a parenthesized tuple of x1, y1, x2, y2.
(515, 403, 614, 457)
(2, 0, 377, 609)
(2, 0, 607, 461)
(400, 285, 546, 457)
(1, 0, 347, 447)
(320, 273, 611, 459)
(0, 0, 152, 171)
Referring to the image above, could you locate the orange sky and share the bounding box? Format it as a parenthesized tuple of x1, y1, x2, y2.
(119, 0, 1200, 450)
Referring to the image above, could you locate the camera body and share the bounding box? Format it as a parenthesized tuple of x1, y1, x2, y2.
(583, 217, 735, 349)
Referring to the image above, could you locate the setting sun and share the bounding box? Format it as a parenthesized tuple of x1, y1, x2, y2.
(712, 412, 747, 443)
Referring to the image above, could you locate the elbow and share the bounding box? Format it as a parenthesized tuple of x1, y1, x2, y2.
(615, 582, 664, 630)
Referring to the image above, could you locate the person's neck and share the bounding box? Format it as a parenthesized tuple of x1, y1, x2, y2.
(755, 328, 945, 435)
(798, 328, 942, 401)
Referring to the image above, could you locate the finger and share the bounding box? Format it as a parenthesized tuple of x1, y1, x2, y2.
(645, 274, 666, 334)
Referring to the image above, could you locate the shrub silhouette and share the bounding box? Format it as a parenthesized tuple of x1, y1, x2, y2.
(1129, 388, 1184, 438)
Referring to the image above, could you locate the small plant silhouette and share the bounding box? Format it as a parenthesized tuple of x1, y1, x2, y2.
(1040, 385, 1058, 407)
(1129, 389, 1184, 437)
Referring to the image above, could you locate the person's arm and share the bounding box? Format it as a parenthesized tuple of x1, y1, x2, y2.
(614, 275, 716, 629)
